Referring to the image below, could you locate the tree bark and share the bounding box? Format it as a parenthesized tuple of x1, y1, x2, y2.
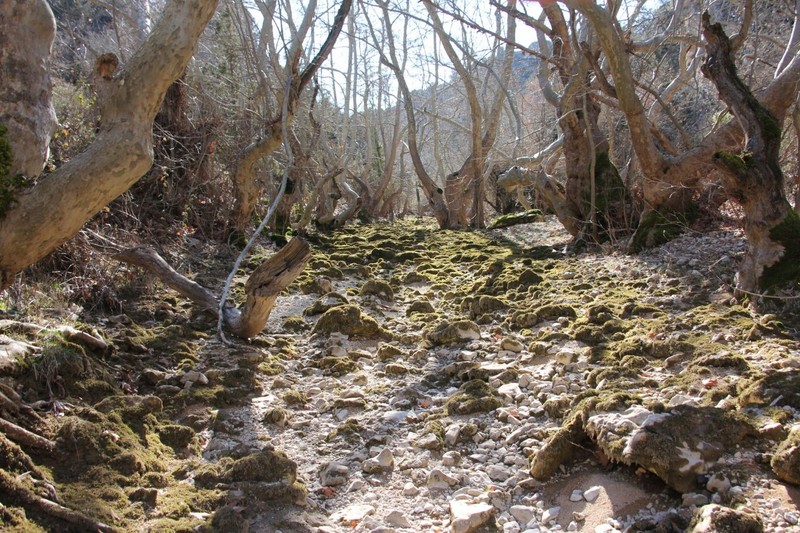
(116, 238, 311, 338)
(0, 0, 220, 290)
(0, 0, 57, 177)
(701, 12, 799, 295)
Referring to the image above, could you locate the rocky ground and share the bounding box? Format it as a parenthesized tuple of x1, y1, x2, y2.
(0, 216, 799, 532)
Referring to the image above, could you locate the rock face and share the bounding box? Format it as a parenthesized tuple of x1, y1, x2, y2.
(771, 425, 800, 485)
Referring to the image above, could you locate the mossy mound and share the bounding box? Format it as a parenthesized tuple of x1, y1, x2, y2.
(360, 279, 394, 301)
(446, 379, 502, 415)
(530, 391, 641, 480)
(586, 405, 757, 493)
(311, 304, 389, 339)
(738, 371, 800, 409)
(426, 320, 481, 346)
(630, 207, 697, 253)
(406, 299, 436, 316)
(282, 315, 309, 332)
(771, 425, 800, 485)
(467, 295, 508, 320)
(303, 292, 349, 316)
(376, 343, 405, 361)
(317, 356, 358, 376)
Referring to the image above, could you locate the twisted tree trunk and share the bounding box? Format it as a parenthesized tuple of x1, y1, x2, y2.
(701, 12, 800, 296)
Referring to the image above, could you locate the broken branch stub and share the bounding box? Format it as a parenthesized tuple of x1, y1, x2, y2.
(116, 238, 311, 339)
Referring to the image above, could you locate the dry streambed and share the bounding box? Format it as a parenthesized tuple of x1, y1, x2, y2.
(0, 217, 798, 532)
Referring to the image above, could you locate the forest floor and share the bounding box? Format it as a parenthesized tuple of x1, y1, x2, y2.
(0, 216, 799, 533)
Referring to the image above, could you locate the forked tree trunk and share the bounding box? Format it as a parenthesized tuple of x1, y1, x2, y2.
(116, 238, 311, 338)
(701, 13, 800, 296)
(0, 0, 219, 290)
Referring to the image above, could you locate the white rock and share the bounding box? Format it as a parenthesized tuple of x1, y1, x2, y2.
(445, 423, 461, 445)
(332, 503, 375, 523)
(402, 482, 420, 496)
(594, 525, 620, 533)
(503, 521, 521, 533)
(706, 473, 731, 494)
(427, 469, 459, 490)
(509, 505, 536, 523)
(583, 485, 601, 502)
(541, 506, 560, 523)
(385, 510, 411, 528)
(555, 349, 576, 365)
(450, 500, 495, 533)
(682, 492, 709, 507)
(486, 464, 512, 482)
(363, 448, 394, 473)
(569, 489, 583, 502)
(443, 451, 462, 466)
(319, 462, 350, 486)
(500, 337, 524, 353)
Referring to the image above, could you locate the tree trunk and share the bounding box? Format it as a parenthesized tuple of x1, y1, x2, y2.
(116, 238, 311, 338)
(0, 0, 219, 291)
(230, 0, 352, 233)
(701, 12, 800, 296)
(0, 0, 57, 177)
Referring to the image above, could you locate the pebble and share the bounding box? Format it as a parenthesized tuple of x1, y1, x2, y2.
(442, 451, 462, 467)
(486, 464, 512, 482)
(385, 509, 411, 528)
(320, 462, 350, 486)
(362, 448, 394, 474)
(450, 500, 495, 533)
(427, 469, 459, 490)
(541, 506, 560, 523)
(402, 482, 420, 497)
(682, 492, 710, 507)
(445, 423, 461, 445)
(509, 505, 536, 523)
(583, 485, 601, 502)
(569, 489, 583, 502)
(332, 503, 375, 523)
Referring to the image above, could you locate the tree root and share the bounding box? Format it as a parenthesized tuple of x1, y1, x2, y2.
(0, 416, 55, 453)
(0, 469, 117, 532)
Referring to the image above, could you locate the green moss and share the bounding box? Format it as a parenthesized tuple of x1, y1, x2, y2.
(760, 209, 800, 291)
(488, 209, 544, 229)
(317, 356, 357, 376)
(282, 389, 307, 406)
(311, 304, 389, 339)
(360, 279, 394, 301)
(738, 371, 800, 409)
(0, 124, 31, 220)
(630, 206, 698, 253)
(446, 379, 502, 415)
(281, 315, 309, 332)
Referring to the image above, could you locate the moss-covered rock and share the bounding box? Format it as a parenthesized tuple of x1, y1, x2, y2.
(303, 292, 349, 316)
(426, 320, 481, 346)
(282, 315, 309, 332)
(360, 279, 394, 301)
(407, 299, 436, 316)
(446, 379, 502, 415)
(488, 209, 544, 229)
(687, 504, 764, 533)
(317, 356, 358, 376)
(738, 371, 800, 409)
(771, 425, 800, 485)
(311, 304, 389, 339)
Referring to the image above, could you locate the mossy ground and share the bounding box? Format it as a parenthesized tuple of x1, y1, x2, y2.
(2, 216, 799, 530)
